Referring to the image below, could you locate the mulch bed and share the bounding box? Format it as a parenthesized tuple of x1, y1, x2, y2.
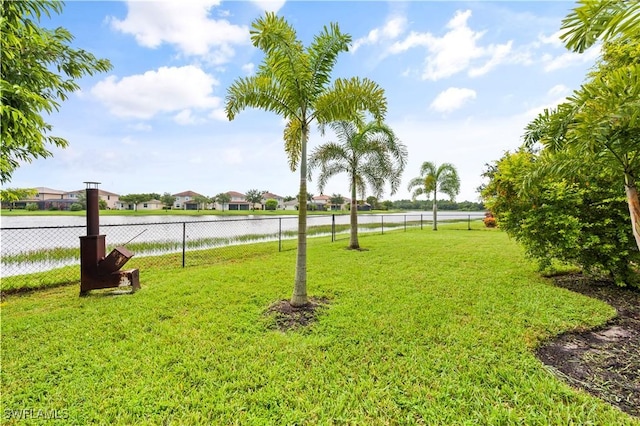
(536, 274, 640, 418)
(265, 297, 330, 332)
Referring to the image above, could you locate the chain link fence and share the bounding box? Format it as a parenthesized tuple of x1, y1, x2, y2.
(1, 213, 484, 293)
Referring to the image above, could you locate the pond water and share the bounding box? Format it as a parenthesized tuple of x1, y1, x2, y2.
(0, 212, 484, 276)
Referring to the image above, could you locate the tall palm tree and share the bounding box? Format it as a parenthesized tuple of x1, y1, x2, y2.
(407, 162, 460, 231)
(310, 121, 407, 249)
(225, 13, 387, 306)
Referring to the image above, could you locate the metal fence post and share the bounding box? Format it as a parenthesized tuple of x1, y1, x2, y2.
(279, 218, 282, 252)
(182, 222, 186, 268)
(332, 214, 335, 242)
(468, 214, 471, 231)
(381, 215, 384, 235)
(404, 215, 407, 232)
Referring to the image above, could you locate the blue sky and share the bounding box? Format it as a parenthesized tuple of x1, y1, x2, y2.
(8, 0, 600, 202)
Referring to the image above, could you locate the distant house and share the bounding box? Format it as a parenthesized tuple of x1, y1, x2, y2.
(34, 187, 66, 201)
(261, 192, 284, 210)
(137, 199, 163, 210)
(283, 200, 298, 211)
(66, 188, 120, 210)
(224, 191, 251, 211)
(172, 190, 205, 210)
(7, 186, 120, 211)
(311, 194, 331, 211)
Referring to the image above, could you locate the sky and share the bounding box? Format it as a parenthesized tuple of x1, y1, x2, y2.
(7, 0, 602, 202)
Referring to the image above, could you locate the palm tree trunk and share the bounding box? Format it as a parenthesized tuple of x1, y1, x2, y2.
(349, 175, 359, 249)
(432, 193, 438, 231)
(291, 125, 309, 307)
(624, 172, 640, 251)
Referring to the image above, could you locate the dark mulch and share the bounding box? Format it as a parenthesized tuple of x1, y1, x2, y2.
(536, 274, 640, 418)
(265, 297, 330, 332)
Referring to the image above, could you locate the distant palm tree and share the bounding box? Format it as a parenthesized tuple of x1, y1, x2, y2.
(407, 162, 460, 231)
(215, 192, 231, 212)
(310, 120, 407, 249)
(225, 13, 387, 306)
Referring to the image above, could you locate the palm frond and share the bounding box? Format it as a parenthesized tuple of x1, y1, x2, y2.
(283, 119, 303, 171)
(313, 77, 387, 124)
(560, 0, 640, 53)
(308, 22, 351, 99)
(225, 75, 295, 120)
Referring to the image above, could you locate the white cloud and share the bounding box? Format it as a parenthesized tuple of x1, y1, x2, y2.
(430, 87, 477, 113)
(352, 15, 407, 52)
(174, 109, 199, 125)
(109, 1, 248, 63)
(537, 30, 564, 48)
(210, 108, 228, 121)
(241, 63, 255, 75)
(547, 84, 570, 97)
(543, 44, 601, 72)
(388, 10, 513, 81)
(250, 0, 286, 13)
(128, 123, 152, 132)
(91, 66, 222, 119)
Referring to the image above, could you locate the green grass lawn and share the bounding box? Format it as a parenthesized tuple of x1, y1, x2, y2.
(2, 228, 637, 425)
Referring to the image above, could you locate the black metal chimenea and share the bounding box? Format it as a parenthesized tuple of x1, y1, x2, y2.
(79, 182, 140, 296)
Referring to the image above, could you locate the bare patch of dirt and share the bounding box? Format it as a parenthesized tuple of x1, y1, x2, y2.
(536, 274, 640, 418)
(266, 297, 330, 332)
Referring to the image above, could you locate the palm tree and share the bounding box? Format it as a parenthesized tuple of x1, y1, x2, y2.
(407, 162, 460, 231)
(310, 121, 407, 249)
(560, 0, 640, 53)
(215, 192, 231, 212)
(225, 13, 387, 306)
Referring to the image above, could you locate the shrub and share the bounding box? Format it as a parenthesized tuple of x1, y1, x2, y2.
(48, 205, 59, 211)
(25, 203, 39, 211)
(265, 199, 278, 210)
(70, 203, 83, 211)
(483, 214, 497, 228)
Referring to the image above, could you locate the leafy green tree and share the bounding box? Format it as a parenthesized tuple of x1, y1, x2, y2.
(244, 189, 264, 210)
(407, 162, 460, 231)
(160, 192, 176, 210)
(381, 200, 394, 211)
(560, 0, 639, 53)
(193, 195, 211, 211)
(0, 0, 112, 184)
(1, 187, 37, 210)
(310, 121, 406, 249)
(225, 13, 387, 306)
(265, 199, 278, 210)
(283, 195, 296, 202)
(524, 40, 640, 251)
(366, 195, 380, 210)
(98, 199, 107, 210)
(215, 192, 231, 211)
(482, 149, 639, 287)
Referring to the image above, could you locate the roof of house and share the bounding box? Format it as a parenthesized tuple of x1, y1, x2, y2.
(262, 192, 282, 199)
(173, 190, 203, 197)
(226, 191, 245, 197)
(312, 195, 331, 201)
(69, 189, 119, 196)
(35, 187, 66, 194)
